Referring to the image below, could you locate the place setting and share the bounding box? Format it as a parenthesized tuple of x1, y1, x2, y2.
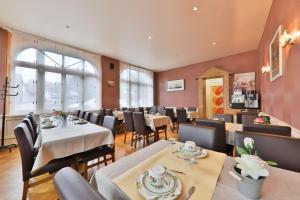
(74, 118, 88, 125)
(41, 120, 56, 129)
(173, 141, 208, 163)
(136, 164, 182, 200)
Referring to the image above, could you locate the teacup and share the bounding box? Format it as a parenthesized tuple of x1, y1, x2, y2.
(184, 141, 196, 152)
(79, 118, 85, 123)
(149, 165, 167, 187)
(168, 137, 176, 144)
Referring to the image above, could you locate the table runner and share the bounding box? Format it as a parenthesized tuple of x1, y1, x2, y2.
(32, 122, 114, 173)
(112, 142, 226, 200)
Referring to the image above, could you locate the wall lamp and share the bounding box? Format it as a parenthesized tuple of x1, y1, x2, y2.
(280, 30, 300, 48)
(261, 65, 270, 74)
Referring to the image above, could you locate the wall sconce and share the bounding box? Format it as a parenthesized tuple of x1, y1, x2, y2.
(261, 65, 270, 74)
(280, 30, 300, 48)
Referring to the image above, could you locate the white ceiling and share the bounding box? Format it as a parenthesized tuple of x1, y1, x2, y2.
(0, 0, 273, 71)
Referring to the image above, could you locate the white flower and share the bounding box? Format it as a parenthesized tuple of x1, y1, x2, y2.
(244, 137, 254, 149)
(235, 154, 269, 180)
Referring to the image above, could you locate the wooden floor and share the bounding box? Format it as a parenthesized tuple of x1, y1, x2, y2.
(0, 130, 177, 200)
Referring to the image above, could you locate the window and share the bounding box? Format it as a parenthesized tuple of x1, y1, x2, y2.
(11, 48, 100, 114)
(120, 63, 154, 108)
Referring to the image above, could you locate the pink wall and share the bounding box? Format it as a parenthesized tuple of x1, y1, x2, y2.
(155, 51, 259, 107)
(101, 56, 120, 109)
(259, 0, 300, 129)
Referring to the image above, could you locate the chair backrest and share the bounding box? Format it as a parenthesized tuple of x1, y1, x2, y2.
(121, 107, 127, 111)
(235, 131, 300, 173)
(178, 124, 217, 151)
(89, 113, 100, 125)
(165, 108, 175, 123)
(99, 108, 105, 125)
(138, 107, 144, 113)
(145, 107, 151, 113)
(79, 111, 86, 119)
(124, 111, 135, 132)
(157, 109, 166, 116)
(128, 108, 136, 112)
(212, 114, 233, 123)
(176, 109, 187, 123)
(243, 124, 291, 137)
(14, 123, 35, 181)
(133, 112, 147, 135)
(84, 112, 92, 121)
(157, 106, 165, 110)
(103, 116, 117, 137)
(54, 167, 107, 200)
(187, 107, 196, 111)
(195, 119, 226, 153)
(22, 118, 36, 143)
(105, 109, 113, 116)
(27, 114, 37, 131)
(241, 113, 258, 124)
(74, 110, 80, 117)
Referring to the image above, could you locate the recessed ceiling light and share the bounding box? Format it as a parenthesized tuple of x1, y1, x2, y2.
(193, 6, 198, 11)
(65, 25, 71, 29)
(148, 36, 152, 40)
(212, 42, 217, 46)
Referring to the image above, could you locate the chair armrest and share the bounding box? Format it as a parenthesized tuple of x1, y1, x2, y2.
(54, 167, 106, 200)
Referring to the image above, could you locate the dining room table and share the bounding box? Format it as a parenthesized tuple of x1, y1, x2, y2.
(32, 116, 115, 173)
(91, 140, 300, 200)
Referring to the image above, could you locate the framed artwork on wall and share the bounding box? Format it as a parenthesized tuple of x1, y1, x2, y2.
(269, 25, 283, 82)
(167, 79, 184, 91)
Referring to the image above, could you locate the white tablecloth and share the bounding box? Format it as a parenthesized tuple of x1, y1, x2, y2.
(113, 111, 124, 121)
(92, 140, 300, 200)
(145, 114, 173, 131)
(32, 121, 114, 173)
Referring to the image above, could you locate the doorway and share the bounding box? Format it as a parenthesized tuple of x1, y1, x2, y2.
(205, 77, 224, 118)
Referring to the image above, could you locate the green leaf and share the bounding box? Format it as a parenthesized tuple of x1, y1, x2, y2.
(267, 161, 278, 166)
(236, 147, 249, 156)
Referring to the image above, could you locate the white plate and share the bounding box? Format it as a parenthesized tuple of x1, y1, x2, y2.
(41, 124, 55, 129)
(75, 120, 87, 124)
(136, 171, 182, 200)
(176, 145, 208, 159)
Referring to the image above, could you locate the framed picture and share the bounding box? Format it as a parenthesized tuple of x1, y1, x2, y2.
(167, 79, 184, 91)
(107, 80, 115, 87)
(269, 25, 283, 82)
(233, 72, 256, 92)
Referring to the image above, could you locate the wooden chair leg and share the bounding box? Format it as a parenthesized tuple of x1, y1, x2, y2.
(104, 156, 108, 166)
(165, 129, 167, 140)
(146, 134, 150, 146)
(134, 134, 138, 149)
(112, 153, 115, 162)
(22, 180, 29, 200)
(124, 131, 127, 143)
(131, 132, 134, 146)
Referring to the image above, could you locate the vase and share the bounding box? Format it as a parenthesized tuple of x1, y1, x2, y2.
(232, 166, 265, 200)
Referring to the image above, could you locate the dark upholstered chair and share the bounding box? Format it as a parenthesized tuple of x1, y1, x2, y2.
(121, 107, 127, 111)
(133, 112, 154, 147)
(73, 110, 80, 117)
(105, 109, 113, 116)
(79, 111, 86, 119)
(99, 108, 105, 125)
(195, 119, 227, 153)
(27, 114, 37, 135)
(235, 131, 300, 173)
(145, 107, 151, 113)
(14, 123, 76, 200)
(128, 108, 136, 112)
(89, 113, 100, 125)
(22, 118, 37, 144)
(54, 167, 107, 200)
(243, 124, 291, 137)
(240, 113, 258, 124)
(212, 114, 234, 123)
(157, 106, 165, 110)
(176, 109, 187, 124)
(79, 116, 117, 178)
(84, 112, 92, 121)
(165, 108, 176, 123)
(157, 109, 166, 116)
(138, 107, 144, 113)
(123, 111, 135, 145)
(187, 107, 196, 111)
(178, 124, 219, 151)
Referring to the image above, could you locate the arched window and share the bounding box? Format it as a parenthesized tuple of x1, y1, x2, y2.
(11, 48, 100, 114)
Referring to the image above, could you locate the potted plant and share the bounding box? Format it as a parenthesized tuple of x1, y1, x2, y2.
(230, 138, 276, 199)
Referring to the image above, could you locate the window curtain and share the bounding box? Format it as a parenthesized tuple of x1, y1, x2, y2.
(120, 62, 154, 108)
(9, 31, 101, 115)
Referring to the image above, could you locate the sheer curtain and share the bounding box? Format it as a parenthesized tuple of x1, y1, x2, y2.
(10, 31, 101, 115)
(120, 62, 154, 108)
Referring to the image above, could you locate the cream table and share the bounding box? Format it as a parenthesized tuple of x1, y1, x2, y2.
(92, 140, 300, 200)
(32, 119, 114, 173)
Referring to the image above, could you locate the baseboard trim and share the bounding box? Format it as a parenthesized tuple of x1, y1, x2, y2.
(260, 112, 300, 138)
